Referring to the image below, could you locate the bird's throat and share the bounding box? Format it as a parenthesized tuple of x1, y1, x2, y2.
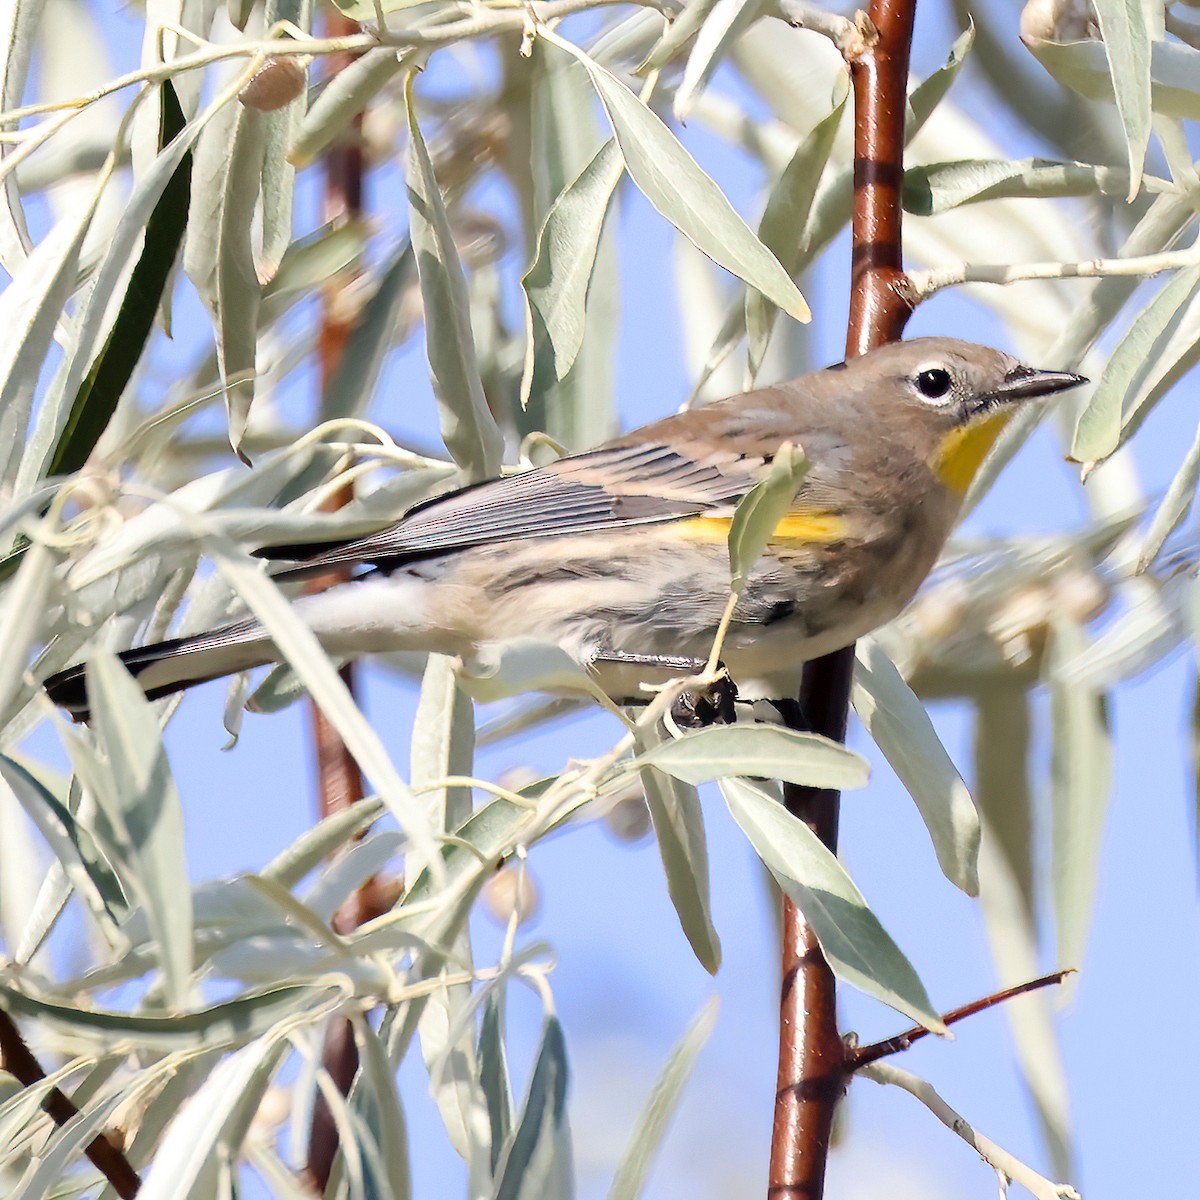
(936, 411, 1014, 494)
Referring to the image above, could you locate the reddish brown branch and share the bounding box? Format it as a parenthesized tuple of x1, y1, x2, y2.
(848, 970, 1074, 1071)
(0, 1007, 141, 1197)
(769, 3, 917, 1197)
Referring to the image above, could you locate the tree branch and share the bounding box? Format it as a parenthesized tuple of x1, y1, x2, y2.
(768, 3, 916, 1198)
(0, 1007, 141, 1198)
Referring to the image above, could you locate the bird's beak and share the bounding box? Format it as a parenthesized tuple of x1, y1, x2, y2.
(991, 364, 1089, 404)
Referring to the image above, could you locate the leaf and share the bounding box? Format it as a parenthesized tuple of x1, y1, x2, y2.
(727, 442, 810, 592)
(494, 1017, 574, 1200)
(746, 86, 846, 376)
(852, 638, 980, 896)
(674, 0, 770, 121)
(1024, 31, 1200, 123)
(520, 138, 624, 407)
(404, 76, 504, 482)
(479, 991, 513, 1176)
(83, 654, 194, 1007)
(606, 996, 718, 1200)
(543, 32, 809, 323)
(455, 638, 612, 707)
(722, 777, 945, 1031)
(1088, 0, 1152, 197)
(635, 724, 721, 974)
(183, 100, 267, 460)
(643, 0, 721, 73)
(901, 157, 1169, 216)
(0, 0, 39, 273)
(1139, 418, 1200, 570)
(1071, 264, 1200, 466)
(44, 82, 192, 480)
(1048, 619, 1111, 974)
(638, 724, 868, 790)
(353, 1017, 412, 1200)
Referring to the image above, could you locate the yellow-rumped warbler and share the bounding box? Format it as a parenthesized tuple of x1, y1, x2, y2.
(46, 337, 1084, 719)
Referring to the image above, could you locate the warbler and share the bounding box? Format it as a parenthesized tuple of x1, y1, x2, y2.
(45, 337, 1084, 719)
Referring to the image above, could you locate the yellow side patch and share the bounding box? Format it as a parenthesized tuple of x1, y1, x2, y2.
(675, 510, 849, 544)
(936, 412, 1013, 494)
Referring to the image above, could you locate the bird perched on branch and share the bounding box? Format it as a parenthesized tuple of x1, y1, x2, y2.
(45, 337, 1084, 720)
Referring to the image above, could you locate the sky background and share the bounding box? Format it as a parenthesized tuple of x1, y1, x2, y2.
(18, 1, 1200, 1197)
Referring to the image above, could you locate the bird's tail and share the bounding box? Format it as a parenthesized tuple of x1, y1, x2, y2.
(44, 618, 274, 722)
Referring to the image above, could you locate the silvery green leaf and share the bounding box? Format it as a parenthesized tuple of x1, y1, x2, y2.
(262, 796, 385, 889)
(405, 80, 504, 482)
(634, 724, 721, 974)
(353, 1017, 412, 1200)
(544, 34, 810, 324)
(1071, 264, 1200, 466)
(9, 1091, 125, 1200)
(183, 101, 267, 459)
(1089, 0, 1152, 196)
(727, 441, 809, 591)
(257, 50, 304, 282)
(321, 240, 416, 421)
(638, 723, 867, 790)
(0, 184, 104, 489)
(722, 777, 945, 1032)
(0, 532, 55, 721)
(643, 0, 720, 72)
(520, 138, 624, 407)
(675, 0, 770, 121)
(0, 0, 40, 272)
(494, 1017, 574, 1200)
(1024, 28, 1200, 123)
(85, 654, 193, 1007)
(456, 639, 611, 707)
(901, 157, 1168, 216)
(411, 653, 475, 841)
(1139, 420, 1200, 570)
(606, 995, 717, 1200)
(906, 24, 976, 131)
(262, 221, 367, 309)
(479, 991, 513, 1175)
(290, 47, 405, 167)
(1048, 619, 1111, 975)
(746, 86, 845, 377)
(853, 638, 980, 896)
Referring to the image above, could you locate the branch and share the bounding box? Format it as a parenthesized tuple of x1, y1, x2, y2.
(859, 1062, 1081, 1200)
(848, 969, 1074, 1070)
(908, 244, 1200, 302)
(772, 1, 873, 59)
(768, 3, 916, 1198)
(0, 1007, 141, 1198)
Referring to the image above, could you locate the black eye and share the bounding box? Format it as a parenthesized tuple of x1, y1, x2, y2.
(916, 367, 953, 400)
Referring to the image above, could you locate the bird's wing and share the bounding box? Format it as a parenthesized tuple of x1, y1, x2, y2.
(263, 440, 764, 579)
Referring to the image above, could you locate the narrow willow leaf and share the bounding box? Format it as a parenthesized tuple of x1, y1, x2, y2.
(494, 1017, 574, 1200)
(906, 25, 976, 130)
(635, 724, 721, 974)
(85, 654, 193, 1007)
(456, 639, 611, 707)
(902, 157, 1168, 216)
(1089, 0, 1152, 196)
(1048, 619, 1111, 974)
(10, 1091, 125, 1200)
(607, 996, 718, 1200)
(642, 0, 720, 72)
(638, 724, 867, 790)
(321, 240, 416, 421)
(675, 0, 770, 121)
(727, 442, 809, 591)
(746, 87, 846, 376)
(520, 138, 624, 407)
(353, 1018, 413, 1200)
(1139, 419, 1200, 570)
(543, 33, 809, 323)
(722, 778, 945, 1031)
(1024, 32, 1200, 122)
(479, 992, 513, 1176)
(183, 101, 266, 459)
(412, 653, 476, 839)
(1071, 264, 1200, 465)
(853, 638, 980, 896)
(0, 0, 39, 272)
(0, 980, 339, 1049)
(405, 77, 503, 482)
(263, 798, 386, 889)
(45, 82, 192, 480)
(0, 183, 103, 488)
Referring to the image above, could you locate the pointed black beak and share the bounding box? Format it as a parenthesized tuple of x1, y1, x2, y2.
(992, 365, 1089, 403)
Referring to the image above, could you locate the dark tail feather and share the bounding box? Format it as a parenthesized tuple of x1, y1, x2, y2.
(44, 619, 272, 722)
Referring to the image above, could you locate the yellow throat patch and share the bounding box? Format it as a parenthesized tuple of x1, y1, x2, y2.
(936, 411, 1013, 494)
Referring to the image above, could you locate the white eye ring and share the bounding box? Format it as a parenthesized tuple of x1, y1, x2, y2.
(913, 364, 955, 404)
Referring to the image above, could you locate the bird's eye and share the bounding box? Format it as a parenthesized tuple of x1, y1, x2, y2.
(916, 366, 953, 401)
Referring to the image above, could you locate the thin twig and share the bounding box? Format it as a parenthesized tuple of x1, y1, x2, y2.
(858, 1061, 1082, 1200)
(0, 1007, 141, 1198)
(768, 3, 916, 1198)
(848, 969, 1074, 1070)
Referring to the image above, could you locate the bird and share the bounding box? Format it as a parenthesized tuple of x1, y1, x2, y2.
(44, 337, 1086, 721)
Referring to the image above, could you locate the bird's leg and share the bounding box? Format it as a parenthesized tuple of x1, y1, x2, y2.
(590, 650, 739, 728)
